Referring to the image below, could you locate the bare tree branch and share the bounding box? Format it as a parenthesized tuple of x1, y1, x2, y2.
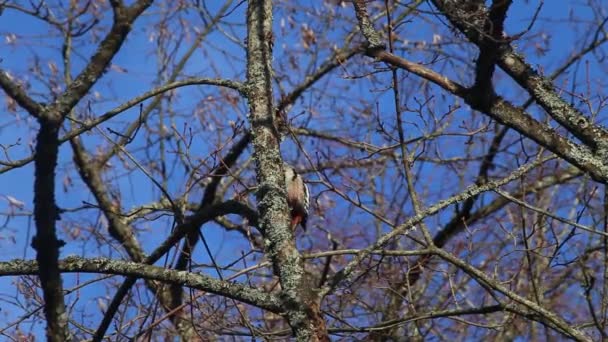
(0, 257, 282, 313)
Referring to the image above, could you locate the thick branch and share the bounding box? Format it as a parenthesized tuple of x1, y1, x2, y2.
(92, 199, 256, 340)
(171, 132, 252, 312)
(0, 71, 45, 117)
(352, 1, 608, 184)
(48, 0, 154, 119)
(430, 0, 608, 149)
(352, 0, 386, 50)
(368, 49, 608, 184)
(71, 138, 146, 261)
(0, 257, 282, 313)
(472, 0, 512, 92)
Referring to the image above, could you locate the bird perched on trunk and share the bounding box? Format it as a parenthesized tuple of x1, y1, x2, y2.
(283, 163, 309, 232)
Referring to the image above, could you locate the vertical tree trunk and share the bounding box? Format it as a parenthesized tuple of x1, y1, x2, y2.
(33, 118, 70, 341)
(245, 0, 328, 340)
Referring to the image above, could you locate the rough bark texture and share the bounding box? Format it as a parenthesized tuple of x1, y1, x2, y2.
(245, 0, 328, 340)
(429, 0, 608, 150)
(0, 257, 283, 313)
(32, 119, 69, 342)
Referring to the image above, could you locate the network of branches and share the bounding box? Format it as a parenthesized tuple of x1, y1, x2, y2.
(0, 0, 607, 341)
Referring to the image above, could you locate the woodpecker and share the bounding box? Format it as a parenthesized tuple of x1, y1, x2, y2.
(283, 163, 310, 231)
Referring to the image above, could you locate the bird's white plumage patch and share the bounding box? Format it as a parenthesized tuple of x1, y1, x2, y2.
(303, 181, 310, 214)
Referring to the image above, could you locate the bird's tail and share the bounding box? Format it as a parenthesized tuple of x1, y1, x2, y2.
(290, 216, 305, 232)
